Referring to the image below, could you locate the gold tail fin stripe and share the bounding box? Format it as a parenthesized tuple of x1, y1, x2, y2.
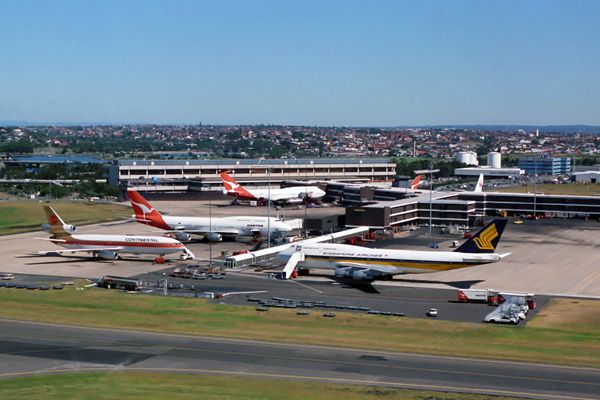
(473, 224, 498, 250)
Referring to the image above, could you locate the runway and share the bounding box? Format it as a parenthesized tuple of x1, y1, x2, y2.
(1, 318, 598, 400)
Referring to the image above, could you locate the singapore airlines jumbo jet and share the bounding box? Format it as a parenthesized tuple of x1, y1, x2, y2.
(127, 190, 292, 242)
(36, 205, 195, 260)
(220, 171, 325, 204)
(277, 219, 509, 281)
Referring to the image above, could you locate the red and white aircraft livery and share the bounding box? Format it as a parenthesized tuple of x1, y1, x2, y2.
(220, 171, 326, 204)
(127, 190, 292, 242)
(410, 175, 421, 189)
(36, 205, 195, 260)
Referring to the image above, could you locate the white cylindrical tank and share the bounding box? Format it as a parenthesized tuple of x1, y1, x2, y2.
(469, 151, 479, 166)
(488, 152, 501, 169)
(458, 152, 473, 165)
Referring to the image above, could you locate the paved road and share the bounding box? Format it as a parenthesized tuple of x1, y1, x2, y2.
(0, 319, 598, 399)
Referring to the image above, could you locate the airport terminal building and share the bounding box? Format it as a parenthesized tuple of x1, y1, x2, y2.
(106, 158, 397, 193)
(345, 189, 600, 229)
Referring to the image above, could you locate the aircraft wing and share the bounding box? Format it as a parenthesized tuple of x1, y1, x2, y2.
(36, 246, 124, 255)
(156, 228, 241, 235)
(335, 262, 398, 274)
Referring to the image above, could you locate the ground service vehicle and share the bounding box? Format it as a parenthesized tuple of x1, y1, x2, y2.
(458, 289, 497, 304)
(498, 292, 537, 309)
(97, 276, 143, 291)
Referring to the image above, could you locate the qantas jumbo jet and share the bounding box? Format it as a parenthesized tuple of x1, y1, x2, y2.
(220, 171, 326, 205)
(278, 219, 509, 281)
(36, 205, 195, 260)
(127, 190, 292, 242)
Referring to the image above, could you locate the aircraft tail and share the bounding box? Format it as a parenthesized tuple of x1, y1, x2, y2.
(220, 171, 255, 199)
(127, 190, 170, 229)
(454, 219, 508, 254)
(43, 205, 76, 237)
(473, 174, 484, 193)
(410, 175, 421, 189)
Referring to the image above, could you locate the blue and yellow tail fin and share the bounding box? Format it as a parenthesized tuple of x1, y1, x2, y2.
(454, 219, 508, 254)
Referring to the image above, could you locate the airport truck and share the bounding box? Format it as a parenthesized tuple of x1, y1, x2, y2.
(97, 276, 143, 291)
(458, 289, 497, 304)
(497, 292, 537, 309)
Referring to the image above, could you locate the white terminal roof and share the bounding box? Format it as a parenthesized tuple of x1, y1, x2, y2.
(455, 167, 523, 177)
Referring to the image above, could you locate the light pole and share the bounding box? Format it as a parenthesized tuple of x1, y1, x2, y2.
(304, 161, 313, 237)
(267, 167, 272, 248)
(534, 158, 537, 218)
(209, 194, 212, 267)
(415, 167, 440, 235)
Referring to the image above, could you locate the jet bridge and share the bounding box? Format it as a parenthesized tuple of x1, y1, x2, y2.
(221, 227, 370, 270)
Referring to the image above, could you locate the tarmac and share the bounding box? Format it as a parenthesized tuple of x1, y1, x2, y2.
(3, 199, 600, 300)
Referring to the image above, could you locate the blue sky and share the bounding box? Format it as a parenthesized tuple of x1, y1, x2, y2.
(1, 0, 599, 126)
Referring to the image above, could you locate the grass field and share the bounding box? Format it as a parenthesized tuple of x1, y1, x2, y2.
(0, 372, 527, 400)
(494, 183, 600, 196)
(0, 201, 132, 235)
(1, 284, 599, 368)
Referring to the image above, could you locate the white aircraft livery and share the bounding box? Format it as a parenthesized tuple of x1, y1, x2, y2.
(127, 190, 292, 242)
(36, 205, 194, 260)
(220, 171, 325, 204)
(277, 219, 509, 281)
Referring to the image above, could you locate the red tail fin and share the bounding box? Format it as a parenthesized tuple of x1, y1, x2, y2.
(410, 175, 421, 189)
(220, 172, 256, 199)
(127, 190, 169, 229)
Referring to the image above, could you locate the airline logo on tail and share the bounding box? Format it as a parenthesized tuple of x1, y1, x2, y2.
(127, 191, 170, 230)
(474, 174, 484, 193)
(410, 175, 421, 189)
(473, 224, 498, 250)
(220, 172, 255, 199)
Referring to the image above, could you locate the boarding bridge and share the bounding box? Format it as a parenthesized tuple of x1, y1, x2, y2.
(282, 251, 305, 279)
(222, 227, 370, 270)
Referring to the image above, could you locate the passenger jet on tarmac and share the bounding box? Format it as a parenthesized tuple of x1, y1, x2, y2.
(36, 205, 195, 260)
(277, 219, 509, 281)
(220, 171, 326, 204)
(127, 190, 292, 242)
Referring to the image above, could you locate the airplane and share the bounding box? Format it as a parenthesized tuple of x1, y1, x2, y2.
(127, 190, 293, 242)
(35, 205, 195, 260)
(474, 173, 484, 193)
(277, 219, 509, 281)
(410, 175, 421, 189)
(451, 173, 484, 193)
(220, 171, 326, 205)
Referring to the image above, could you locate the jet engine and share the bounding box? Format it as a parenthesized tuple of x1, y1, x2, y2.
(42, 223, 77, 234)
(172, 232, 191, 242)
(62, 224, 77, 234)
(98, 251, 119, 260)
(205, 232, 222, 242)
(334, 267, 375, 281)
(351, 270, 374, 281)
(334, 267, 353, 279)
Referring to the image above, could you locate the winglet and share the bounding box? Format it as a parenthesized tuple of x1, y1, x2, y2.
(454, 219, 508, 254)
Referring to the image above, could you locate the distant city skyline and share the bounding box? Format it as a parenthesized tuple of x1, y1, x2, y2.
(1, 0, 599, 127)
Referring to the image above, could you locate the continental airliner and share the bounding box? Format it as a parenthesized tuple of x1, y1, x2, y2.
(36, 205, 195, 260)
(277, 219, 509, 281)
(127, 190, 292, 242)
